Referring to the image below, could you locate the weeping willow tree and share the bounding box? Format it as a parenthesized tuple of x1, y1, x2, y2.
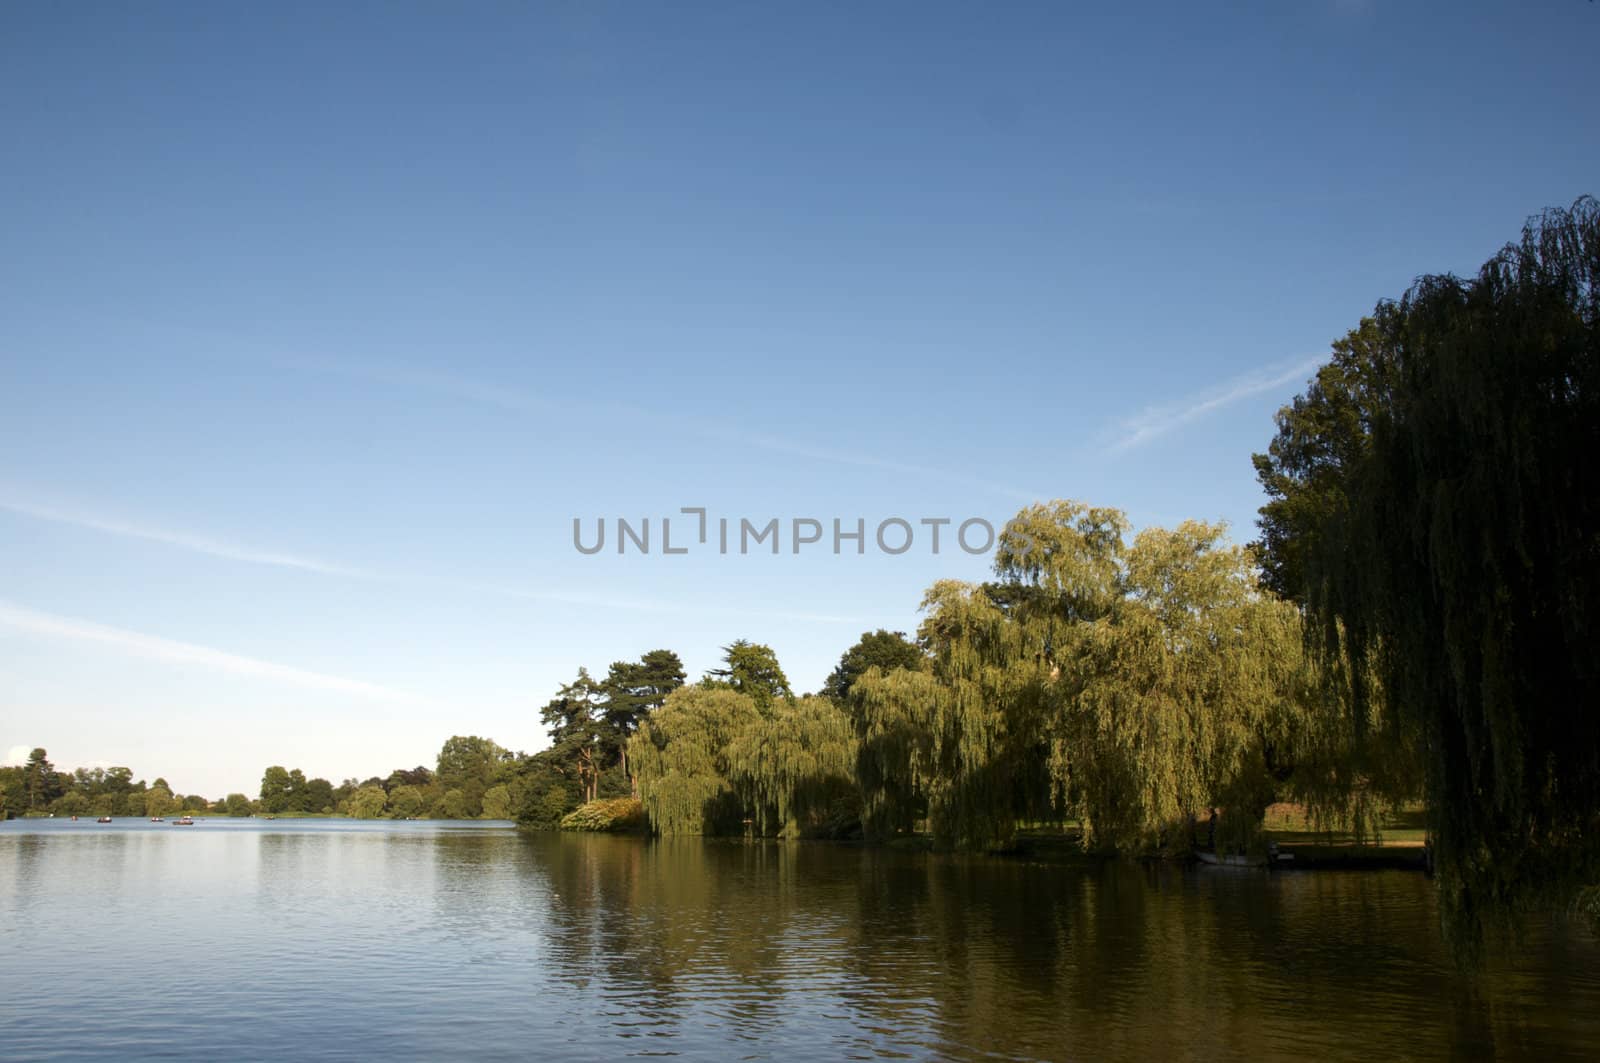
(852, 577, 1056, 850)
(1048, 521, 1307, 850)
(853, 501, 1317, 852)
(628, 685, 762, 836)
(1254, 197, 1600, 943)
(848, 507, 1075, 850)
(726, 695, 859, 838)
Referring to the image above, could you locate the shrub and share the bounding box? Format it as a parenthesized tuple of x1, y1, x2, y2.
(559, 797, 647, 833)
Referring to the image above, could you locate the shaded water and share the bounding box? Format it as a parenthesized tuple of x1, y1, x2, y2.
(1, 819, 1596, 1060)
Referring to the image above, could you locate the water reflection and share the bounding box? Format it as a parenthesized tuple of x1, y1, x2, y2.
(1, 821, 1597, 1061)
(524, 835, 1600, 1061)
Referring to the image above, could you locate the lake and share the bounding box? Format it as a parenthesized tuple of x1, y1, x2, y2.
(2, 818, 1597, 1061)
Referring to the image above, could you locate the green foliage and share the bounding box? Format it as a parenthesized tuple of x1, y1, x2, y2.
(303, 778, 335, 815)
(144, 786, 175, 818)
(601, 649, 686, 783)
(537, 650, 686, 806)
(728, 695, 860, 837)
(0, 748, 350, 822)
(559, 797, 647, 833)
(433, 788, 470, 819)
(630, 685, 763, 835)
(480, 783, 513, 820)
(1253, 197, 1600, 942)
(851, 667, 939, 840)
(0, 765, 23, 819)
(435, 736, 515, 818)
(15, 758, 157, 819)
(387, 784, 426, 819)
(348, 785, 388, 819)
(22, 748, 62, 810)
(540, 671, 607, 804)
(52, 791, 90, 817)
(258, 766, 309, 813)
(1055, 521, 1317, 851)
(385, 766, 434, 790)
(852, 580, 1052, 850)
(854, 503, 1318, 853)
(705, 640, 791, 710)
(822, 629, 924, 703)
(511, 750, 579, 829)
(1253, 315, 1392, 603)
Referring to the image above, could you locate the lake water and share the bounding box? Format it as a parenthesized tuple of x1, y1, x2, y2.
(2, 819, 1597, 1061)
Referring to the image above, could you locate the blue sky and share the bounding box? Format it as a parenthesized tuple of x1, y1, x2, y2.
(3, 1, 1596, 797)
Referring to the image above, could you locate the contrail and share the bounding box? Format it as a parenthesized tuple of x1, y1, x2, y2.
(1106, 356, 1323, 454)
(0, 600, 424, 702)
(0, 492, 367, 577)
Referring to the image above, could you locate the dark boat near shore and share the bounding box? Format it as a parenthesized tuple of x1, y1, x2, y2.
(173, 816, 195, 825)
(1195, 842, 1296, 869)
(1195, 850, 1264, 868)
(96, 816, 113, 824)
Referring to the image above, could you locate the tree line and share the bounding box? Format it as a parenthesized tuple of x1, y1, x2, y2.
(6, 199, 1592, 949)
(523, 197, 1600, 949)
(0, 751, 215, 819)
(0, 736, 526, 821)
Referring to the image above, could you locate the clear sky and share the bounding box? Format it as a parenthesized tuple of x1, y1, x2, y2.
(3, 1, 1596, 797)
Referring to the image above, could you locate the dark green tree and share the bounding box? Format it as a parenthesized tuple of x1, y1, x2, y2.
(512, 750, 578, 829)
(259, 766, 293, 813)
(705, 640, 791, 710)
(540, 671, 607, 804)
(0, 764, 23, 818)
(285, 769, 309, 811)
(303, 777, 335, 814)
(385, 765, 433, 790)
(1253, 197, 1600, 943)
(387, 784, 426, 819)
(23, 748, 61, 810)
(600, 649, 686, 785)
(435, 736, 513, 817)
(821, 630, 924, 703)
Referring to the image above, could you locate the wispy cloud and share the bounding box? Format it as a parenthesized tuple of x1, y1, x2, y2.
(271, 357, 560, 419)
(411, 581, 868, 626)
(0, 600, 423, 701)
(713, 429, 1042, 503)
(0, 488, 866, 625)
(1105, 356, 1323, 454)
(0, 491, 367, 578)
(275, 356, 1043, 502)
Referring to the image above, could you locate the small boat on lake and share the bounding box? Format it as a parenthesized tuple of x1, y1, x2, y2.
(173, 816, 195, 825)
(96, 816, 113, 823)
(1195, 850, 1263, 868)
(1196, 842, 1295, 869)
(149, 816, 164, 822)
